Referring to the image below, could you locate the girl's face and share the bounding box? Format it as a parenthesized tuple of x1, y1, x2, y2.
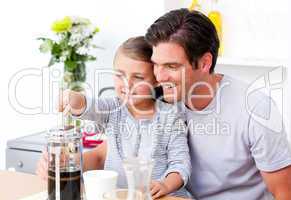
(113, 52, 157, 107)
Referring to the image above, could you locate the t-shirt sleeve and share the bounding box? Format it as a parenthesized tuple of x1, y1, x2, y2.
(248, 96, 291, 172)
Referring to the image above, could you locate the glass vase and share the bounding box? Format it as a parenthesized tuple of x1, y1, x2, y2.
(62, 61, 86, 128)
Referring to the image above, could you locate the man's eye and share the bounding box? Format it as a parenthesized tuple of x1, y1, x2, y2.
(166, 65, 177, 70)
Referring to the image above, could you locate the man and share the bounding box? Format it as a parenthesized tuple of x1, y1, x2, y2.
(145, 8, 291, 200)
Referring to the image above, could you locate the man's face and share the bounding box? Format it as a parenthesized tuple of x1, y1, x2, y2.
(151, 42, 200, 103)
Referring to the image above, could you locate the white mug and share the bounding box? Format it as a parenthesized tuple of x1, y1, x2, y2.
(83, 170, 118, 200)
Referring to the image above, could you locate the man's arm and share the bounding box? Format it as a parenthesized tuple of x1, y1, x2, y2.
(248, 96, 291, 200)
(83, 141, 107, 172)
(261, 166, 291, 200)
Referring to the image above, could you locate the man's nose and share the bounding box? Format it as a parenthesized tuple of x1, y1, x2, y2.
(155, 66, 169, 83)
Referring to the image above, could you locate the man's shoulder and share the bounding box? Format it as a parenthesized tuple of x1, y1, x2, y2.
(219, 75, 249, 97)
(219, 75, 259, 109)
(223, 75, 275, 112)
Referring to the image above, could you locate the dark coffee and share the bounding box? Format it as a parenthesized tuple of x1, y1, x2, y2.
(48, 170, 81, 200)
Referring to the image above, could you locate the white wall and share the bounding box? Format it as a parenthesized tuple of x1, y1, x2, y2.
(165, 0, 291, 142)
(165, 0, 290, 61)
(0, 0, 164, 169)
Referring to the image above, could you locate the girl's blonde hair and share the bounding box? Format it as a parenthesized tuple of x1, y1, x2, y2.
(114, 36, 152, 63)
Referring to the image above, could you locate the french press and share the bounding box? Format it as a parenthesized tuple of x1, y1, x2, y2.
(47, 117, 83, 200)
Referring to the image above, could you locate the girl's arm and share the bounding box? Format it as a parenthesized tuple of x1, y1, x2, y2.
(73, 95, 120, 126)
(151, 115, 191, 199)
(83, 141, 107, 172)
(163, 172, 184, 191)
(151, 172, 184, 199)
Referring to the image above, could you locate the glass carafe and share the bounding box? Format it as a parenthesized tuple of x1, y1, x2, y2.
(47, 126, 83, 200)
(122, 157, 153, 200)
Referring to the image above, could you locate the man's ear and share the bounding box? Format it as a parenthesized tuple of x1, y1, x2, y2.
(197, 52, 213, 73)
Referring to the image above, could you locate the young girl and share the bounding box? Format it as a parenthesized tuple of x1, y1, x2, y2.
(37, 36, 191, 199)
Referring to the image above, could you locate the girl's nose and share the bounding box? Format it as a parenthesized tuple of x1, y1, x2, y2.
(126, 77, 134, 90)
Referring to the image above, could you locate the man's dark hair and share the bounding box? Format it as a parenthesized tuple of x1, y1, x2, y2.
(145, 8, 219, 73)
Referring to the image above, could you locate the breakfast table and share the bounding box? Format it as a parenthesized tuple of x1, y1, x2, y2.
(0, 170, 189, 200)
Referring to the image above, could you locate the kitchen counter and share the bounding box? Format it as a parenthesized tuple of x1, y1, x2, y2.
(0, 170, 189, 200)
(0, 170, 46, 200)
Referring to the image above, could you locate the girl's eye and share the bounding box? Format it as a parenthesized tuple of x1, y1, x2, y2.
(134, 76, 144, 80)
(115, 73, 123, 78)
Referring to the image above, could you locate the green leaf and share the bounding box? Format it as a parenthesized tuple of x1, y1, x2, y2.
(75, 54, 96, 62)
(93, 27, 100, 34)
(86, 55, 96, 61)
(91, 44, 105, 50)
(64, 60, 77, 72)
(48, 57, 56, 67)
(51, 43, 62, 58)
(59, 35, 70, 49)
(39, 39, 54, 53)
(75, 54, 86, 62)
(37, 37, 55, 42)
(37, 37, 48, 41)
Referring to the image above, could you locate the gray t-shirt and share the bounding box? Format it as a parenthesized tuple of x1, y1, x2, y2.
(121, 111, 153, 160)
(183, 75, 291, 200)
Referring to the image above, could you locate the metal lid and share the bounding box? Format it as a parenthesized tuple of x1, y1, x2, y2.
(47, 125, 82, 142)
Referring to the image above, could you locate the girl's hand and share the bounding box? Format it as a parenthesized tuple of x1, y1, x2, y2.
(58, 89, 86, 116)
(36, 151, 48, 181)
(150, 180, 170, 199)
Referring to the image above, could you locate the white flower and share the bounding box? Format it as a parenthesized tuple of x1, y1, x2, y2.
(68, 25, 92, 46)
(60, 56, 66, 62)
(69, 35, 82, 46)
(82, 28, 92, 38)
(71, 16, 91, 26)
(76, 46, 89, 55)
(59, 50, 70, 62)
